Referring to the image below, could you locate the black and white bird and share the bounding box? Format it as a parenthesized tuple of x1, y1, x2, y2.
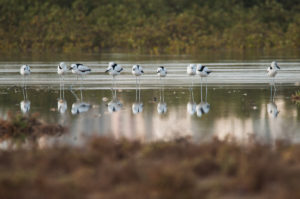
(57, 62, 68, 75)
(105, 62, 123, 77)
(132, 64, 144, 86)
(187, 64, 196, 76)
(132, 64, 144, 77)
(197, 64, 211, 78)
(70, 63, 91, 76)
(20, 65, 31, 76)
(267, 61, 280, 78)
(157, 66, 167, 77)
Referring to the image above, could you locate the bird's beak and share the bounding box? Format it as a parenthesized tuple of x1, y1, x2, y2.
(141, 70, 144, 73)
(68, 67, 72, 70)
(105, 69, 109, 73)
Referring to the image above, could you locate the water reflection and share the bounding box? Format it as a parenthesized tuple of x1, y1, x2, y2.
(71, 87, 91, 115)
(187, 87, 196, 115)
(57, 78, 67, 114)
(108, 87, 122, 113)
(196, 80, 210, 118)
(132, 83, 143, 114)
(157, 79, 167, 114)
(20, 80, 30, 114)
(267, 83, 279, 118)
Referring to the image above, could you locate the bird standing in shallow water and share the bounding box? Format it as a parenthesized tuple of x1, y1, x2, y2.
(70, 63, 91, 78)
(267, 61, 280, 92)
(20, 64, 31, 76)
(20, 65, 31, 114)
(132, 64, 144, 85)
(267, 61, 280, 78)
(57, 62, 68, 104)
(106, 62, 123, 88)
(157, 66, 167, 77)
(57, 62, 68, 76)
(187, 64, 196, 87)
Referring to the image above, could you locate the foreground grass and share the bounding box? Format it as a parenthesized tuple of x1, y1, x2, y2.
(0, 136, 299, 199)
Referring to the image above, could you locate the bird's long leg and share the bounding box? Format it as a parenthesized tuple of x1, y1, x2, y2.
(138, 77, 141, 102)
(205, 77, 208, 103)
(200, 77, 203, 103)
(162, 77, 165, 103)
(25, 76, 28, 100)
(135, 77, 138, 101)
(270, 83, 273, 102)
(59, 75, 62, 100)
(62, 75, 65, 99)
(273, 77, 276, 96)
(159, 77, 162, 102)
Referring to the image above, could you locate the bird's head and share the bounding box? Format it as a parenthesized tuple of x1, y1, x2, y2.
(271, 61, 280, 70)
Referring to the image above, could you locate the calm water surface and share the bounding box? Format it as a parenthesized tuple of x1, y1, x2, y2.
(0, 51, 299, 147)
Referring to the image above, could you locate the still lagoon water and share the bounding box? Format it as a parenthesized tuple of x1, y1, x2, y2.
(0, 51, 299, 147)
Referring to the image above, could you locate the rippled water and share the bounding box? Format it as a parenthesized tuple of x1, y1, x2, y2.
(0, 52, 299, 147)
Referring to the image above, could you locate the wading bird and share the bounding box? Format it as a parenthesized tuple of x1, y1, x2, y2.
(157, 66, 167, 78)
(20, 64, 31, 76)
(70, 63, 91, 80)
(267, 61, 280, 92)
(132, 64, 144, 85)
(197, 64, 211, 82)
(187, 64, 197, 86)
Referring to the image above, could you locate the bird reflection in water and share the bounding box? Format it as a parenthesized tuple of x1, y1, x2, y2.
(132, 76, 143, 114)
(20, 84, 30, 114)
(107, 86, 122, 113)
(71, 87, 91, 115)
(157, 76, 167, 114)
(267, 83, 279, 118)
(196, 79, 210, 118)
(187, 86, 196, 115)
(57, 70, 67, 114)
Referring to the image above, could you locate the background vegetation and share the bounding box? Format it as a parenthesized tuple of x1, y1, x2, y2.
(0, 0, 299, 53)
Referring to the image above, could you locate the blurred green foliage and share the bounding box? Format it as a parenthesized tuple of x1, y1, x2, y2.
(0, 0, 299, 53)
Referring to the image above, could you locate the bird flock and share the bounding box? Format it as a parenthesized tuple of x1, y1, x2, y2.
(18, 61, 280, 115)
(20, 61, 280, 81)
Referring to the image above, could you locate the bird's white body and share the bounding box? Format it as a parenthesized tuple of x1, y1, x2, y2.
(20, 100, 30, 114)
(187, 102, 197, 115)
(57, 62, 68, 75)
(187, 64, 196, 76)
(106, 62, 123, 76)
(196, 102, 210, 118)
(132, 103, 143, 114)
(132, 64, 144, 76)
(157, 102, 167, 114)
(20, 65, 31, 75)
(71, 102, 91, 114)
(70, 64, 91, 75)
(108, 100, 123, 113)
(197, 64, 211, 77)
(267, 61, 280, 77)
(267, 102, 279, 118)
(157, 66, 167, 77)
(58, 99, 67, 114)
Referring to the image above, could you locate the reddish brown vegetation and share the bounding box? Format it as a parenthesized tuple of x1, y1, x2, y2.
(0, 137, 299, 199)
(0, 113, 66, 142)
